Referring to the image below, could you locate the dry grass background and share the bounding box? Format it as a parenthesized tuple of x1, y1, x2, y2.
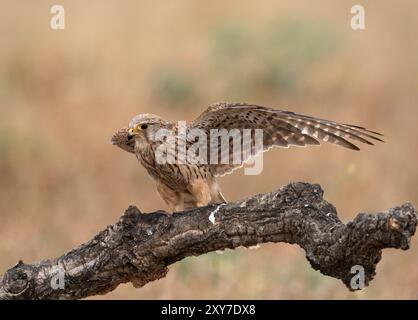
(0, 0, 417, 299)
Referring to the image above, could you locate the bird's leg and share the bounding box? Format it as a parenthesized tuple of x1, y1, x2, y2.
(156, 181, 184, 213)
(188, 179, 212, 207)
(209, 181, 227, 204)
(171, 203, 184, 212)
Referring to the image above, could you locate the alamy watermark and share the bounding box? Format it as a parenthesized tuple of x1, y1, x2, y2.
(50, 266, 65, 290)
(50, 5, 65, 30)
(350, 265, 365, 290)
(351, 5, 366, 30)
(142, 121, 265, 176)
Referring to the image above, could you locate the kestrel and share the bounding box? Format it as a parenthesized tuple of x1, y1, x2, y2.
(111, 102, 383, 212)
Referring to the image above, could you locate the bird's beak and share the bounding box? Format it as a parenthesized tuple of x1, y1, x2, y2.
(127, 127, 141, 140)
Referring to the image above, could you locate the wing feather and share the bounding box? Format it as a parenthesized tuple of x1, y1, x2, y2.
(189, 102, 383, 177)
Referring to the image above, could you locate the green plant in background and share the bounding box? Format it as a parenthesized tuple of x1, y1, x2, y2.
(0, 76, 13, 99)
(262, 17, 341, 90)
(151, 68, 196, 107)
(210, 24, 256, 72)
(0, 121, 13, 172)
(0, 122, 24, 194)
(212, 17, 341, 94)
(176, 249, 244, 289)
(149, 16, 341, 106)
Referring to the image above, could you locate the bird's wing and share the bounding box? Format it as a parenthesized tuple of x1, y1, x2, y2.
(188, 102, 383, 177)
(111, 127, 135, 153)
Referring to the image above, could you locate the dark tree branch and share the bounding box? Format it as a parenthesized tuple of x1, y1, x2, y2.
(0, 182, 416, 300)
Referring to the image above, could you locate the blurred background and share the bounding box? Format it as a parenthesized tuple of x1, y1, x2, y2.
(1, 0, 417, 299)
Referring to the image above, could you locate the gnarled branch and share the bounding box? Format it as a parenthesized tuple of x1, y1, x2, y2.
(0, 182, 416, 300)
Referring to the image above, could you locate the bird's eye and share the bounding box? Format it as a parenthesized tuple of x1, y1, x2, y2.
(140, 124, 148, 130)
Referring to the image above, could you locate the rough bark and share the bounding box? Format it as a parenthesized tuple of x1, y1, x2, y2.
(0, 182, 416, 300)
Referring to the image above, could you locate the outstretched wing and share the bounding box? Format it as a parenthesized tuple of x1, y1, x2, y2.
(111, 127, 135, 153)
(189, 102, 383, 177)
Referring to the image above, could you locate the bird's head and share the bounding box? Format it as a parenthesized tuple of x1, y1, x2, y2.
(128, 113, 170, 143)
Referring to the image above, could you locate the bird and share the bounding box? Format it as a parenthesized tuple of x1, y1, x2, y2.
(111, 102, 383, 212)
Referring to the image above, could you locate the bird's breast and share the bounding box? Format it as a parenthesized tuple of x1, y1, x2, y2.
(134, 143, 191, 189)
